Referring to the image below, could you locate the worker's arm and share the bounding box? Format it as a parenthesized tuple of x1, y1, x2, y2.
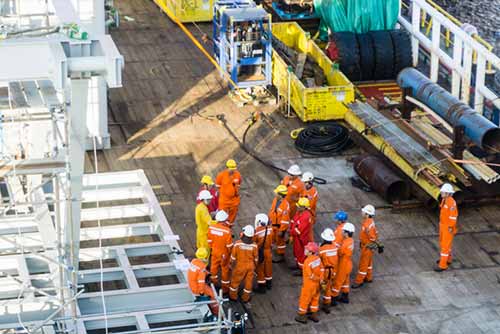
(196, 269, 206, 295)
(230, 243, 237, 264)
(278, 207, 290, 233)
(368, 223, 378, 243)
(447, 198, 458, 232)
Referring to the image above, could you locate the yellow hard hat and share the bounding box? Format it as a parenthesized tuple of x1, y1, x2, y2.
(196, 247, 209, 260)
(274, 185, 288, 195)
(226, 159, 237, 169)
(200, 175, 214, 185)
(297, 197, 310, 208)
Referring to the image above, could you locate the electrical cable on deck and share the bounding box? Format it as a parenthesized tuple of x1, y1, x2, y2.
(294, 122, 351, 157)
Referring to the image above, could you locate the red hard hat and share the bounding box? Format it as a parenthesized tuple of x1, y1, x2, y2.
(305, 242, 319, 254)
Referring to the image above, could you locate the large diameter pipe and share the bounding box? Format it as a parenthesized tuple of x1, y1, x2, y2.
(397, 68, 500, 152)
(353, 155, 410, 203)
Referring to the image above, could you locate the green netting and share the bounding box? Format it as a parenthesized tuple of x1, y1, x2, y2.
(314, 0, 400, 39)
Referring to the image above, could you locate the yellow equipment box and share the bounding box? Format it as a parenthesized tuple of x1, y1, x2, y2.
(272, 22, 355, 122)
(154, 0, 213, 22)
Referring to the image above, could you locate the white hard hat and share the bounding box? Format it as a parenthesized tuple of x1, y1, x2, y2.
(440, 183, 455, 194)
(301, 172, 314, 182)
(242, 225, 255, 238)
(254, 213, 269, 227)
(215, 210, 229, 222)
(343, 222, 355, 233)
(198, 190, 213, 201)
(320, 228, 335, 241)
(287, 164, 302, 176)
(361, 204, 375, 216)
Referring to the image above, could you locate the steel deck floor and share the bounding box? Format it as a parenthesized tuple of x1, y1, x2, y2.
(86, 1, 500, 332)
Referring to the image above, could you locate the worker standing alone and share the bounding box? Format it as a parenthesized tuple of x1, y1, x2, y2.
(289, 197, 313, 273)
(216, 159, 242, 226)
(435, 183, 458, 272)
(352, 205, 383, 288)
(207, 210, 233, 294)
(195, 190, 214, 249)
(268, 185, 290, 263)
(281, 164, 304, 218)
(254, 213, 273, 293)
(331, 223, 355, 304)
(318, 228, 338, 313)
(295, 242, 324, 324)
(197, 175, 219, 217)
(229, 225, 258, 303)
(301, 172, 318, 224)
(188, 248, 219, 316)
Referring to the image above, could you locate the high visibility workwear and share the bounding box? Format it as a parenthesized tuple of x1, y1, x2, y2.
(334, 222, 345, 248)
(255, 225, 273, 285)
(439, 196, 458, 269)
(229, 240, 258, 302)
(290, 209, 313, 268)
(207, 222, 233, 293)
(197, 186, 218, 214)
(301, 185, 318, 222)
(281, 175, 304, 218)
(319, 242, 338, 305)
(195, 202, 213, 249)
(331, 237, 354, 297)
(216, 169, 242, 224)
(354, 217, 378, 284)
(297, 254, 324, 315)
(268, 196, 290, 255)
(188, 258, 218, 316)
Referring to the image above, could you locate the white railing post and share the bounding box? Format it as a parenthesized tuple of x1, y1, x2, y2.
(430, 20, 441, 82)
(474, 53, 486, 114)
(461, 45, 473, 104)
(451, 33, 463, 98)
(411, 1, 421, 67)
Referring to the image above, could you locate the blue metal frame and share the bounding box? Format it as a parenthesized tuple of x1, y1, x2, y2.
(213, 0, 272, 89)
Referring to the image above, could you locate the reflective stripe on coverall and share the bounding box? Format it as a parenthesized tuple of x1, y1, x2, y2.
(332, 237, 353, 296)
(207, 222, 233, 292)
(268, 197, 290, 255)
(439, 196, 458, 269)
(281, 175, 304, 218)
(355, 217, 378, 284)
(216, 169, 242, 225)
(290, 210, 313, 268)
(187, 258, 218, 316)
(298, 255, 324, 315)
(195, 202, 212, 249)
(255, 226, 273, 284)
(319, 243, 338, 305)
(229, 240, 258, 302)
(301, 186, 318, 223)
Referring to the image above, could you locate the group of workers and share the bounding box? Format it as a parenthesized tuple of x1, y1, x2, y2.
(188, 158, 460, 324)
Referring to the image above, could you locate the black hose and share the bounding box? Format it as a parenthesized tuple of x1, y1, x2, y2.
(294, 122, 351, 157)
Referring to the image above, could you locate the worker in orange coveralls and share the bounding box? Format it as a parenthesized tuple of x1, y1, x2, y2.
(352, 205, 383, 288)
(268, 185, 290, 263)
(318, 228, 338, 313)
(331, 222, 355, 304)
(197, 175, 218, 217)
(301, 172, 318, 224)
(188, 248, 219, 316)
(215, 159, 242, 226)
(207, 210, 233, 294)
(281, 164, 304, 219)
(254, 213, 273, 293)
(295, 242, 324, 324)
(229, 225, 258, 303)
(289, 197, 313, 274)
(435, 183, 458, 272)
(333, 210, 348, 249)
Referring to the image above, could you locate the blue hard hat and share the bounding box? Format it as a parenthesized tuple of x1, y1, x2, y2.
(333, 210, 348, 222)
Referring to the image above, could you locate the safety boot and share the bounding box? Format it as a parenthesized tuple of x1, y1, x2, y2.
(321, 303, 331, 314)
(339, 293, 349, 304)
(295, 313, 308, 324)
(255, 284, 266, 294)
(351, 282, 363, 289)
(433, 266, 447, 272)
(308, 312, 320, 323)
(266, 279, 272, 290)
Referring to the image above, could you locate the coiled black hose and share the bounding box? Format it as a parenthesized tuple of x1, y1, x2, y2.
(294, 122, 351, 156)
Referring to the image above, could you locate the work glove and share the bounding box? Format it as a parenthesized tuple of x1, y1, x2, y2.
(377, 242, 385, 254)
(366, 242, 378, 251)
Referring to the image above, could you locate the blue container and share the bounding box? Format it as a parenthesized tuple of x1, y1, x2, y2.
(397, 68, 500, 152)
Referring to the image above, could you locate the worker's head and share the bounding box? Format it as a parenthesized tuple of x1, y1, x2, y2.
(198, 190, 213, 205)
(274, 185, 288, 198)
(215, 210, 229, 224)
(195, 247, 210, 262)
(241, 225, 255, 244)
(226, 159, 237, 174)
(361, 204, 375, 218)
(304, 242, 319, 256)
(254, 213, 269, 228)
(200, 175, 214, 188)
(287, 164, 302, 180)
(301, 172, 314, 189)
(320, 228, 335, 243)
(440, 183, 455, 198)
(333, 210, 348, 224)
(342, 222, 355, 238)
(296, 197, 310, 211)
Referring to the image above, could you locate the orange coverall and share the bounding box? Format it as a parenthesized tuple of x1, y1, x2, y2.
(439, 196, 458, 269)
(207, 222, 233, 293)
(268, 197, 290, 255)
(229, 240, 258, 302)
(187, 258, 218, 315)
(216, 170, 242, 225)
(319, 242, 338, 305)
(331, 237, 354, 296)
(334, 223, 345, 248)
(354, 217, 378, 284)
(298, 255, 324, 315)
(281, 175, 304, 218)
(290, 210, 313, 269)
(255, 225, 273, 285)
(301, 185, 318, 223)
